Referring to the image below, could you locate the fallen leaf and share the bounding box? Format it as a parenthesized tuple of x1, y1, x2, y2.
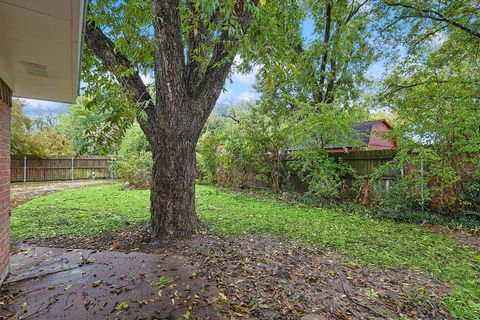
(111, 241, 121, 250)
(84, 300, 92, 309)
(92, 280, 103, 287)
(115, 300, 129, 311)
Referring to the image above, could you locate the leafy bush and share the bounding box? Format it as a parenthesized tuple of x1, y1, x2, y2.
(366, 178, 480, 231)
(112, 123, 152, 188)
(461, 180, 480, 215)
(368, 178, 424, 219)
(290, 149, 355, 202)
(196, 131, 222, 183)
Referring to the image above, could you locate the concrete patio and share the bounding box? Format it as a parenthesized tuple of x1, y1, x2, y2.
(1, 245, 217, 319)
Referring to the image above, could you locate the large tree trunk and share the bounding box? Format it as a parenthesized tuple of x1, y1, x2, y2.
(85, 0, 259, 242)
(149, 115, 200, 242)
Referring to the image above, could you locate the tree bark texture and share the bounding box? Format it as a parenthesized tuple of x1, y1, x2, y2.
(150, 134, 198, 240)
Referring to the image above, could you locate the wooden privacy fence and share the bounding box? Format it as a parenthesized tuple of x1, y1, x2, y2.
(285, 149, 399, 193)
(332, 149, 398, 190)
(11, 156, 113, 182)
(214, 149, 400, 193)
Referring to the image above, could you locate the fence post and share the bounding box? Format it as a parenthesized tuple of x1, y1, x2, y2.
(23, 156, 27, 182)
(110, 156, 114, 180)
(71, 156, 75, 181)
(420, 160, 424, 211)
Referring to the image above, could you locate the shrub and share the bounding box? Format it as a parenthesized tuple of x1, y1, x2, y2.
(461, 179, 480, 215)
(290, 149, 355, 202)
(112, 123, 152, 188)
(368, 178, 423, 220)
(196, 131, 222, 183)
(366, 178, 480, 231)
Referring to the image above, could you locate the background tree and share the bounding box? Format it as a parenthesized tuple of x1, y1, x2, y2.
(378, 0, 480, 213)
(58, 94, 134, 155)
(11, 99, 32, 156)
(84, 0, 261, 241)
(232, 103, 290, 191)
(11, 99, 73, 157)
(245, 0, 380, 108)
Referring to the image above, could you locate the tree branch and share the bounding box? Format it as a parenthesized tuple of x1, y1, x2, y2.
(345, 0, 369, 25)
(186, 2, 221, 93)
(316, 2, 333, 103)
(195, 0, 260, 119)
(380, 79, 448, 99)
(384, 1, 480, 39)
(152, 0, 188, 107)
(84, 22, 158, 141)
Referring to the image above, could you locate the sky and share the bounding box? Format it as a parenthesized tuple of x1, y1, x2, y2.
(21, 18, 386, 117)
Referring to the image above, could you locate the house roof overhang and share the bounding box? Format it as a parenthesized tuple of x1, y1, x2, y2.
(0, 0, 87, 103)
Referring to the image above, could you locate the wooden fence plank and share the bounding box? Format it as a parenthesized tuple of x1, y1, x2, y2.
(11, 156, 112, 182)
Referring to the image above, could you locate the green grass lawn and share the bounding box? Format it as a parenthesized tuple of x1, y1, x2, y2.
(11, 184, 480, 319)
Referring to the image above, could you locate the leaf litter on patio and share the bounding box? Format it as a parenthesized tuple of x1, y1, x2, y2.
(13, 227, 452, 319)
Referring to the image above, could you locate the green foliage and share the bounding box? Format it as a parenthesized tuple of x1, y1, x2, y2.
(461, 180, 480, 216)
(246, 0, 380, 105)
(58, 96, 133, 155)
(373, 0, 480, 215)
(111, 123, 152, 188)
(11, 184, 480, 318)
(197, 130, 222, 183)
(11, 99, 73, 157)
(287, 101, 365, 197)
(379, 29, 480, 212)
(10, 99, 32, 155)
(291, 150, 354, 200)
(369, 178, 423, 219)
(234, 104, 290, 191)
(198, 99, 366, 193)
(381, 0, 480, 58)
(198, 101, 292, 190)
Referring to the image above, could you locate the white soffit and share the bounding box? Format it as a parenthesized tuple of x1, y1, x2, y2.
(0, 0, 86, 103)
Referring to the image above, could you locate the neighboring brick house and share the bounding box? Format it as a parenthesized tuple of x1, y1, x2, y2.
(325, 119, 397, 153)
(0, 0, 86, 285)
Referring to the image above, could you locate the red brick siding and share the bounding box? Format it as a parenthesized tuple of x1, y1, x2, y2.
(368, 121, 397, 150)
(0, 78, 11, 284)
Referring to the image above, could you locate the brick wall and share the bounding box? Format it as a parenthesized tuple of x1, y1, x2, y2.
(0, 78, 11, 284)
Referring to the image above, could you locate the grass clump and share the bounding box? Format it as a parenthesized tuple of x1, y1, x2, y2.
(152, 276, 174, 291)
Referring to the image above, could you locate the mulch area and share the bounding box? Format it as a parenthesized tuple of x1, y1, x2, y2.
(16, 227, 451, 319)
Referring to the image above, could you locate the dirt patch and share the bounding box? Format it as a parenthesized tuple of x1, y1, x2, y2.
(19, 229, 451, 319)
(10, 180, 114, 209)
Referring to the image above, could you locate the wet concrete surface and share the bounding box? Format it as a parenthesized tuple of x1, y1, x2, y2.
(0, 246, 218, 319)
